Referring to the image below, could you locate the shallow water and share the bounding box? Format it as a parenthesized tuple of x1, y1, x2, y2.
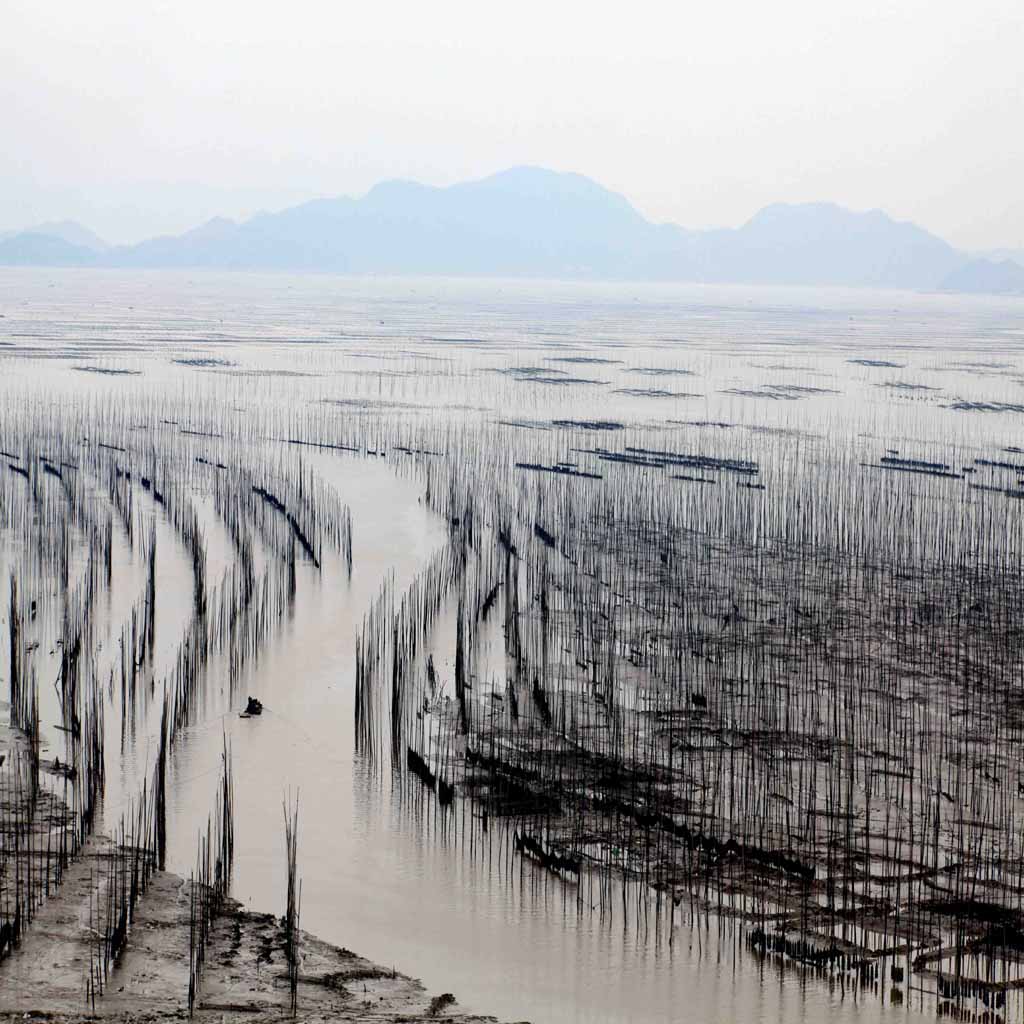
(4, 268, 1023, 1022)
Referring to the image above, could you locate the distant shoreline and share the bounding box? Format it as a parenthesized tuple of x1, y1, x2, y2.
(0, 262, 1022, 301)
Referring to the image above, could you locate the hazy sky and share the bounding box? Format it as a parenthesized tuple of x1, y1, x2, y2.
(3, 0, 1022, 248)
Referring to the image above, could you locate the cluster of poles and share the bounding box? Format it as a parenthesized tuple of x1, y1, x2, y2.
(5, 322, 1024, 1021)
(0, 387, 345, 1015)
(356, 407, 1024, 1021)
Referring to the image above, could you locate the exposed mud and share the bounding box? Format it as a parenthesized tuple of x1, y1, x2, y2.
(0, 842, 512, 1023)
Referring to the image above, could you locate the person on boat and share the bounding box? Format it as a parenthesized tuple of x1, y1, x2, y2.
(244, 696, 263, 716)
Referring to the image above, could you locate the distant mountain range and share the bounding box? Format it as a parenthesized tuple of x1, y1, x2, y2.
(0, 218, 110, 254)
(976, 247, 1024, 268)
(2, 167, 1023, 294)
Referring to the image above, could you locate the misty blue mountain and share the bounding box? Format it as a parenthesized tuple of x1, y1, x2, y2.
(976, 247, 1024, 269)
(0, 231, 98, 266)
(939, 258, 1024, 295)
(0, 219, 109, 252)
(0, 167, 1017, 293)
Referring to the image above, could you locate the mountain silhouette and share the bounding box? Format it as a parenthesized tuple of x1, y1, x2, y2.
(0, 232, 97, 266)
(0, 220, 108, 252)
(0, 167, 1010, 292)
(940, 258, 1024, 295)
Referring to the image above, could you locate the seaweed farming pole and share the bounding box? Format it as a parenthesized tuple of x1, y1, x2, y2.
(86, 694, 170, 1001)
(7, 575, 21, 723)
(155, 700, 168, 871)
(283, 792, 301, 1018)
(188, 736, 235, 1016)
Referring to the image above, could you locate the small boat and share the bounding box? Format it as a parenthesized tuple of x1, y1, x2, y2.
(240, 696, 264, 718)
(49, 756, 78, 780)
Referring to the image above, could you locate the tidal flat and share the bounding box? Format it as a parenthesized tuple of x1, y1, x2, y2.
(2, 269, 1024, 1023)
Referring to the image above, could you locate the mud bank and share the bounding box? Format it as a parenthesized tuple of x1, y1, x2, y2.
(0, 840, 518, 1024)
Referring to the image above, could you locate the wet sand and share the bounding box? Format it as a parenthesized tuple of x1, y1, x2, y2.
(0, 835, 514, 1023)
